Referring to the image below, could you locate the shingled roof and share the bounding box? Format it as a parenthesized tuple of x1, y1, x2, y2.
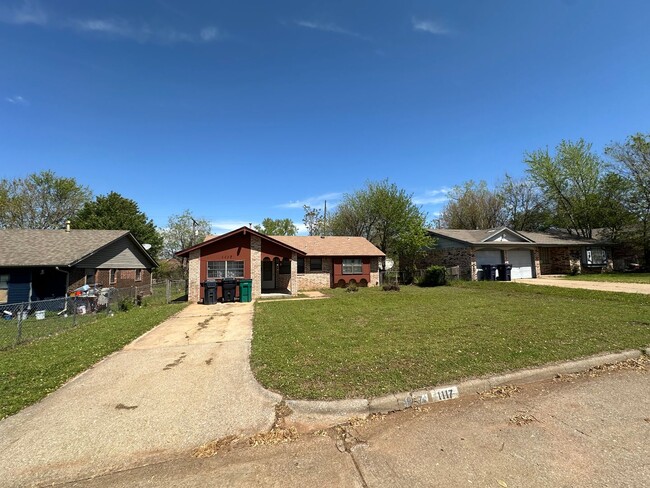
(272, 235, 385, 257)
(429, 228, 606, 246)
(0, 229, 150, 267)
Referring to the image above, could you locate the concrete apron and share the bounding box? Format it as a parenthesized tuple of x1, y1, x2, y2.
(0, 302, 280, 488)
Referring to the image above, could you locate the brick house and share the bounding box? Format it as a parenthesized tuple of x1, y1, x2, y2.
(175, 226, 385, 303)
(424, 227, 613, 280)
(0, 229, 157, 305)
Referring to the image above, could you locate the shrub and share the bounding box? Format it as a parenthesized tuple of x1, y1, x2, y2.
(346, 282, 359, 293)
(382, 283, 400, 292)
(118, 298, 133, 312)
(569, 264, 581, 276)
(419, 265, 447, 287)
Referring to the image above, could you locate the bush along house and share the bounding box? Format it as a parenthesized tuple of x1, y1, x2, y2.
(0, 227, 158, 305)
(175, 226, 385, 303)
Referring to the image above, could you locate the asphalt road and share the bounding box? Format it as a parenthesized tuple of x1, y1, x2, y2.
(68, 362, 649, 488)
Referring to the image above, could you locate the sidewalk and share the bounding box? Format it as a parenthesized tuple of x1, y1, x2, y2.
(69, 364, 650, 487)
(517, 276, 650, 294)
(0, 303, 280, 487)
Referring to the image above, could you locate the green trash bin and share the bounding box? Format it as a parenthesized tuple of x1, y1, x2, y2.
(239, 279, 252, 303)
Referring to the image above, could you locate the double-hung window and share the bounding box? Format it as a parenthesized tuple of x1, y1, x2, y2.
(342, 258, 363, 275)
(0, 274, 9, 304)
(207, 261, 245, 278)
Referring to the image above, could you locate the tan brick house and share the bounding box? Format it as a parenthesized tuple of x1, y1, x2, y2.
(176, 226, 384, 303)
(425, 227, 613, 280)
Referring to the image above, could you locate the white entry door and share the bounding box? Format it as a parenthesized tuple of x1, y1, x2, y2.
(509, 249, 534, 279)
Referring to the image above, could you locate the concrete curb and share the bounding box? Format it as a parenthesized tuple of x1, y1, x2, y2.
(286, 348, 647, 426)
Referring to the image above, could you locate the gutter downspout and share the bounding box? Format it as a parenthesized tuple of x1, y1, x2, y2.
(55, 266, 70, 295)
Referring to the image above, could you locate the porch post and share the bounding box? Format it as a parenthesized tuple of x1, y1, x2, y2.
(291, 252, 298, 296)
(251, 235, 262, 299)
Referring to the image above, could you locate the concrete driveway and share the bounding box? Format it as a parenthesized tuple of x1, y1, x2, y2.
(518, 276, 650, 295)
(0, 302, 281, 487)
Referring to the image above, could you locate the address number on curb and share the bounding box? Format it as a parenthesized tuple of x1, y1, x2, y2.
(430, 386, 459, 402)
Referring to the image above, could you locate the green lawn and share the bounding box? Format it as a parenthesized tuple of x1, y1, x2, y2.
(251, 282, 650, 400)
(0, 302, 186, 419)
(563, 272, 650, 284)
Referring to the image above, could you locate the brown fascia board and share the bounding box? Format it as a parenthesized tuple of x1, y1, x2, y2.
(70, 231, 159, 269)
(175, 226, 306, 257)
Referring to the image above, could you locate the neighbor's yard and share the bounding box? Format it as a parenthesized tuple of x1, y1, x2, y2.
(251, 282, 650, 400)
(563, 272, 650, 284)
(0, 302, 186, 419)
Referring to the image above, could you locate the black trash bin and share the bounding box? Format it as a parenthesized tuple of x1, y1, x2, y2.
(203, 280, 218, 304)
(222, 278, 237, 302)
(503, 264, 512, 281)
(481, 264, 497, 281)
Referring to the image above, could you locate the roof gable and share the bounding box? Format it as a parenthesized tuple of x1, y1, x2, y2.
(0, 229, 157, 268)
(176, 226, 306, 257)
(482, 227, 533, 243)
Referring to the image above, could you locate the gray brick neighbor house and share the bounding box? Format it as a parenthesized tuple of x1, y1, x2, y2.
(425, 227, 613, 280)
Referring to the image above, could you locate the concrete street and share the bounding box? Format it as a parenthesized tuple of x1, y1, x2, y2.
(69, 364, 649, 487)
(0, 303, 280, 487)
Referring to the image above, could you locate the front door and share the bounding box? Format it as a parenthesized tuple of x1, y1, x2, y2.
(261, 259, 275, 290)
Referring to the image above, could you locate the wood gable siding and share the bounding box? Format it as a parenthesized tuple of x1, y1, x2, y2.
(76, 238, 152, 269)
(435, 237, 470, 249)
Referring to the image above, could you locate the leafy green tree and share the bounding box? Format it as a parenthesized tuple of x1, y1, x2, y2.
(605, 133, 650, 264)
(160, 210, 211, 259)
(328, 180, 431, 265)
(0, 170, 91, 229)
(72, 191, 163, 257)
(439, 180, 505, 229)
(526, 139, 609, 239)
(254, 218, 298, 236)
(496, 175, 551, 231)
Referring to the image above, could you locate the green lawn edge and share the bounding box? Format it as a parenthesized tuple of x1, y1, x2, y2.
(251, 282, 650, 400)
(0, 302, 187, 419)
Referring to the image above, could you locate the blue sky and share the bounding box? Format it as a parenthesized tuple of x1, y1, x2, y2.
(1, 1, 649, 234)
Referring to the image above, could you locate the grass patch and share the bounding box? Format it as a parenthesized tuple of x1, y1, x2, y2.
(251, 282, 650, 400)
(0, 302, 186, 419)
(563, 272, 650, 284)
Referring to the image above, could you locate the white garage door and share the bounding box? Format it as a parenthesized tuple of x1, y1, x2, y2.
(475, 250, 503, 280)
(509, 249, 534, 279)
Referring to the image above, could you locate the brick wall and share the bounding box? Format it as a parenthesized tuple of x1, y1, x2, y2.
(188, 250, 200, 303)
(298, 257, 332, 290)
(421, 248, 474, 280)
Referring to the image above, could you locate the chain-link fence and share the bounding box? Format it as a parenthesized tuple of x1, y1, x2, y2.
(0, 280, 186, 350)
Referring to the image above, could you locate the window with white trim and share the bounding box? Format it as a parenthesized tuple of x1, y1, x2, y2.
(207, 261, 245, 278)
(109, 269, 117, 284)
(585, 248, 607, 265)
(135, 269, 143, 281)
(342, 258, 363, 275)
(85, 269, 95, 285)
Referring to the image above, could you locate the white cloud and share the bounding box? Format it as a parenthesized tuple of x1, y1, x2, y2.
(412, 187, 451, 205)
(412, 17, 450, 36)
(209, 220, 253, 234)
(200, 26, 219, 41)
(72, 18, 218, 44)
(0, 3, 220, 45)
(0, 0, 47, 26)
(277, 192, 342, 209)
(5, 95, 28, 105)
(294, 20, 370, 41)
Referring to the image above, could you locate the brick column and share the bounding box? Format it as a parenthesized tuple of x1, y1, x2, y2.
(251, 235, 262, 299)
(290, 252, 298, 295)
(188, 250, 200, 303)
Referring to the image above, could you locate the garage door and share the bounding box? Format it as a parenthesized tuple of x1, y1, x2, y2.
(475, 250, 503, 280)
(509, 249, 534, 279)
